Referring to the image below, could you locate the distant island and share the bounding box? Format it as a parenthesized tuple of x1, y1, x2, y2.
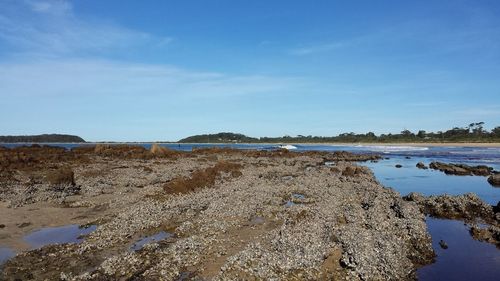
(178, 123, 500, 143)
(0, 134, 85, 143)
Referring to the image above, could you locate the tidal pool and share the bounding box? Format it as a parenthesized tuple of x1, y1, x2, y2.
(130, 231, 173, 251)
(364, 156, 500, 205)
(0, 247, 15, 265)
(418, 217, 500, 281)
(23, 224, 97, 249)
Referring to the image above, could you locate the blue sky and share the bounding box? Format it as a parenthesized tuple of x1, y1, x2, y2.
(1, 0, 499, 141)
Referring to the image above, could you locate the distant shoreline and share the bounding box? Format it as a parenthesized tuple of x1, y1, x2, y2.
(2, 142, 499, 148)
(289, 142, 500, 147)
(175, 142, 500, 147)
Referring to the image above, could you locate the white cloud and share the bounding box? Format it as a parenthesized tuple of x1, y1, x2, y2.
(0, 0, 172, 57)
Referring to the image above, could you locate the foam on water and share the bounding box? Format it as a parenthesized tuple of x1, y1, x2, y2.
(355, 145, 430, 153)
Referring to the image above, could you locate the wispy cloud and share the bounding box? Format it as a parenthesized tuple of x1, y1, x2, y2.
(288, 42, 346, 56)
(0, 0, 172, 57)
(0, 59, 308, 99)
(0, 58, 310, 140)
(453, 107, 500, 117)
(25, 0, 71, 15)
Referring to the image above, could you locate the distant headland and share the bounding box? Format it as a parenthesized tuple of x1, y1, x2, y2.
(0, 134, 85, 143)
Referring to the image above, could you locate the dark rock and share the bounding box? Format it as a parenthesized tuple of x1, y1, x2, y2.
(438, 240, 448, 249)
(17, 222, 31, 228)
(429, 162, 494, 176)
(470, 225, 500, 247)
(403, 192, 496, 223)
(0, 224, 5, 228)
(395, 164, 403, 168)
(341, 165, 369, 177)
(416, 162, 428, 169)
(488, 174, 500, 187)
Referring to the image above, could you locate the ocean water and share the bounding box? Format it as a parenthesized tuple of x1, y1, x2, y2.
(1, 142, 499, 278)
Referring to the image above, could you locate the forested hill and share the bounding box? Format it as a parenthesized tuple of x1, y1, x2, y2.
(0, 134, 85, 143)
(178, 132, 258, 143)
(178, 123, 500, 143)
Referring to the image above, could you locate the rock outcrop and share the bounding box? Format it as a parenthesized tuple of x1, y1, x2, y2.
(403, 192, 496, 223)
(488, 174, 500, 187)
(429, 162, 494, 176)
(416, 162, 428, 169)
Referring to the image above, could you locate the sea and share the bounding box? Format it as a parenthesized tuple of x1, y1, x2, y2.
(1, 143, 499, 279)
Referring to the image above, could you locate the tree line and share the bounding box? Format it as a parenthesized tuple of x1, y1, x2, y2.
(178, 123, 500, 143)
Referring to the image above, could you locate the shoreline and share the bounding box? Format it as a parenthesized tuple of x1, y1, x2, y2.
(1, 142, 499, 148)
(173, 142, 500, 148)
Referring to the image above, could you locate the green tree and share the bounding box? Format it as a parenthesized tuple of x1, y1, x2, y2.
(417, 130, 426, 138)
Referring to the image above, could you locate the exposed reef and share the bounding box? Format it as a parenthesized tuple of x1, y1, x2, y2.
(0, 145, 441, 280)
(429, 161, 495, 176)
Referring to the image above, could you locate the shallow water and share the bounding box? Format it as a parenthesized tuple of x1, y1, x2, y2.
(130, 231, 172, 251)
(284, 193, 306, 207)
(363, 156, 500, 205)
(417, 217, 500, 281)
(0, 247, 15, 265)
(23, 224, 97, 249)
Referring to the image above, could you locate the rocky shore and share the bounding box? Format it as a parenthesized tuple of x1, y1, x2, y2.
(0, 145, 497, 280)
(428, 161, 496, 177)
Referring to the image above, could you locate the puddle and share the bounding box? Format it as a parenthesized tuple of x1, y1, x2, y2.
(23, 224, 97, 249)
(130, 231, 173, 251)
(177, 271, 194, 280)
(324, 161, 335, 167)
(418, 217, 500, 281)
(285, 193, 306, 207)
(249, 216, 265, 225)
(292, 193, 305, 200)
(0, 247, 15, 265)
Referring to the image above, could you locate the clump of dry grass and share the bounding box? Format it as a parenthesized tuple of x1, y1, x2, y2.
(164, 161, 243, 194)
